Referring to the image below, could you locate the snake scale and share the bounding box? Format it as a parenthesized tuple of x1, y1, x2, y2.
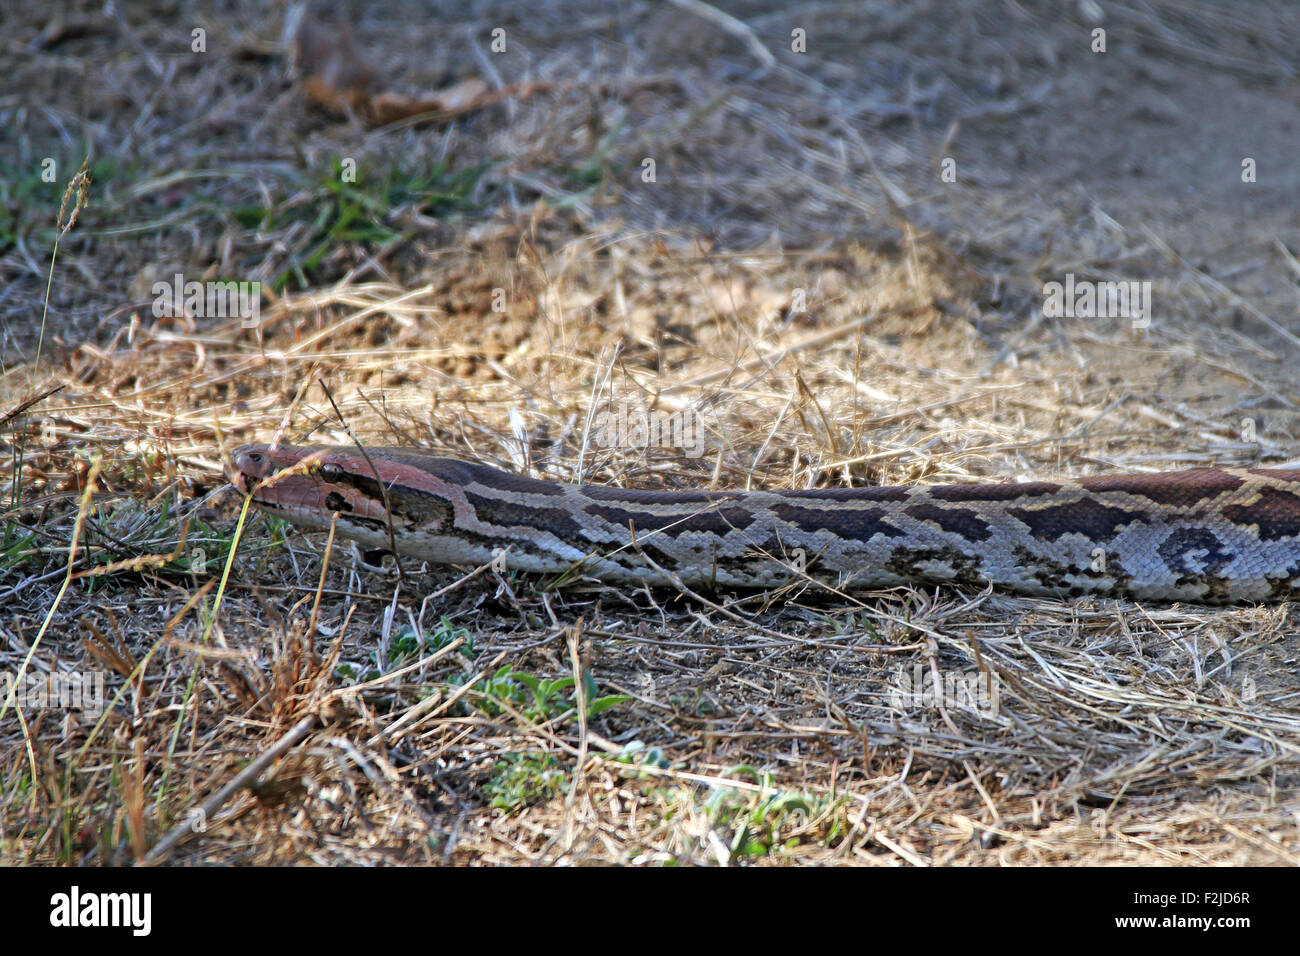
(229, 444, 1300, 604)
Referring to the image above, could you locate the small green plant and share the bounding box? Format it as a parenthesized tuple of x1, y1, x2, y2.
(831, 610, 883, 641)
(387, 617, 473, 665)
(700, 768, 842, 860)
(334, 663, 382, 683)
(428, 617, 474, 656)
(387, 629, 422, 663)
(453, 665, 630, 723)
(611, 740, 672, 772)
(483, 753, 566, 811)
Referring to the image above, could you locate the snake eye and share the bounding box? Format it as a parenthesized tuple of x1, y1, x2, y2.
(319, 463, 344, 481)
(247, 452, 263, 464)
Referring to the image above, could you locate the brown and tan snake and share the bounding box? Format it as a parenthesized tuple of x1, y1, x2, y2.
(228, 444, 1300, 603)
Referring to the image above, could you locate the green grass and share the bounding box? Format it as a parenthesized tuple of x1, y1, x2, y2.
(484, 753, 567, 811)
(0, 166, 57, 252)
(234, 158, 493, 291)
(453, 664, 630, 723)
(0, 490, 232, 587)
(0, 154, 116, 253)
(0, 521, 40, 575)
(543, 110, 628, 210)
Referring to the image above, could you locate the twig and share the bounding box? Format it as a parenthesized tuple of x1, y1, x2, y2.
(0, 383, 65, 431)
(142, 713, 318, 865)
(663, 0, 774, 72)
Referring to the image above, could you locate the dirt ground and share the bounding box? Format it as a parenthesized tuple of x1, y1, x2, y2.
(3, 0, 1300, 866)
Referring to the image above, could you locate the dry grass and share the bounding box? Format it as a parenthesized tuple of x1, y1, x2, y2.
(2, 0, 1300, 866)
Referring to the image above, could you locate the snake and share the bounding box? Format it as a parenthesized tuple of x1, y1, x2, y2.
(228, 444, 1300, 604)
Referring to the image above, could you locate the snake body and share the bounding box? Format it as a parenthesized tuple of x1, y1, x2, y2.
(230, 444, 1300, 603)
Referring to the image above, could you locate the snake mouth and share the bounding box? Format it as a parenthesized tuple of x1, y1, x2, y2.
(228, 446, 277, 497)
(231, 470, 256, 495)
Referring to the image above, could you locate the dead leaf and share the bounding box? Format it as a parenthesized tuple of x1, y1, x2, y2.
(294, 14, 374, 118)
(370, 77, 490, 125)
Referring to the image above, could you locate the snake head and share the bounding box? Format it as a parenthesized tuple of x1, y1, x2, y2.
(228, 444, 391, 528)
(229, 444, 321, 495)
(227, 443, 476, 538)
